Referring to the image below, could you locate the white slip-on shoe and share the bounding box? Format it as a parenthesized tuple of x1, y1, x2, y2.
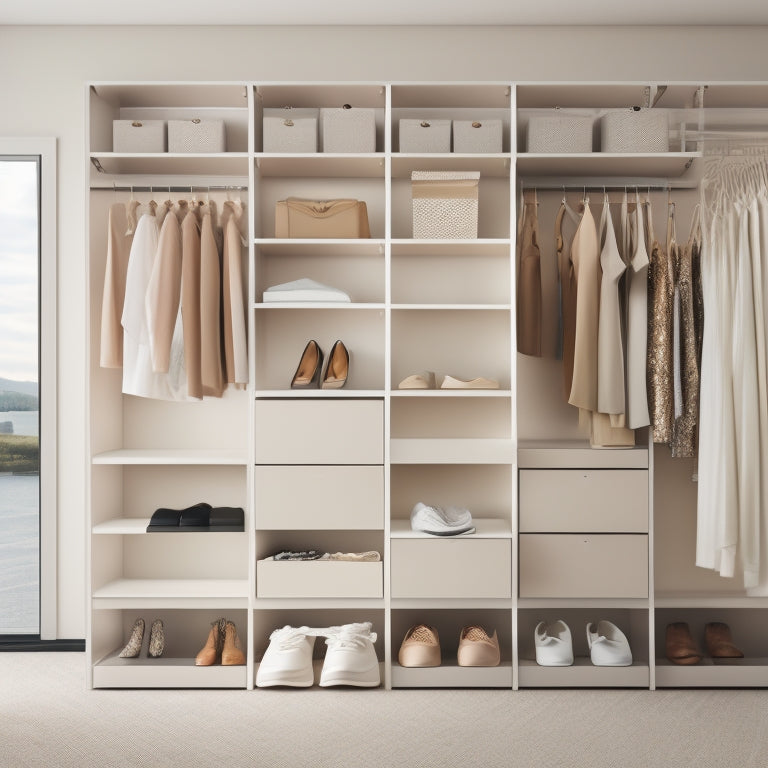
(318, 622, 380, 687)
(398, 371, 436, 389)
(256, 625, 316, 687)
(534, 620, 574, 666)
(586, 620, 633, 666)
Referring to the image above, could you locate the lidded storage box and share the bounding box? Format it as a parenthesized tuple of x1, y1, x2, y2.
(399, 119, 451, 153)
(453, 119, 503, 153)
(168, 119, 226, 153)
(601, 108, 669, 153)
(113, 119, 166, 153)
(411, 171, 480, 239)
(263, 107, 319, 153)
(320, 105, 376, 153)
(526, 113, 593, 153)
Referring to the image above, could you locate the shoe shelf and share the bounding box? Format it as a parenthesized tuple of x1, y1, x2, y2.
(389, 439, 516, 464)
(92, 579, 250, 609)
(390, 390, 514, 398)
(654, 593, 768, 608)
(517, 658, 650, 688)
(92, 651, 248, 689)
(254, 598, 386, 610)
(518, 598, 650, 609)
(91, 449, 249, 466)
(391, 662, 513, 688)
(390, 518, 512, 538)
(654, 658, 768, 688)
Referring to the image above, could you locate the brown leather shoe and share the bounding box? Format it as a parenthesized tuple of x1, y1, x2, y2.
(704, 622, 744, 659)
(665, 622, 702, 665)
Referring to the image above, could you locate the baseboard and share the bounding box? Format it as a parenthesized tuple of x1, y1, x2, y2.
(0, 637, 85, 652)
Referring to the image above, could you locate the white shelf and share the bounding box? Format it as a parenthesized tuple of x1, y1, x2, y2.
(390, 389, 513, 398)
(518, 598, 649, 609)
(90, 152, 250, 176)
(390, 518, 512, 538)
(92, 651, 248, 689)
(391, 303, 511, 311)
(254, 389, 386, 399)
(254, 154, 385, 178)
(391, 598, 513, 609)
(255, 238, 384, 248)
(655, 658, 768, 688)
(254, 302, 385, 310)
(91, 82, 249, 108)
(92, 518, 247, 535)
(390, 438, 515, 464)
(92, 449, 248, 465)
(92, 579, 249, 608)
(518, 658, 650, 688)
(254, 597, 386, 609)
(390, 238, 511, 247)
(654, 593, 768, 608)
(391, 662, 513, 688)
(516, 151, 701, 179)
(518, 441, 649, 469)
(391, 154, 511, 178)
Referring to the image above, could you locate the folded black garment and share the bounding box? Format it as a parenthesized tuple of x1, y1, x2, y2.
(179, 503, 212, 528)
(147, 502, 212, 532)
(209, 506, 245, 531)
(146, 507, 184, 532)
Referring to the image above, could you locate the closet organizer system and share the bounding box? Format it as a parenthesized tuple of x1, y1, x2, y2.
(86, 81, 768, 691)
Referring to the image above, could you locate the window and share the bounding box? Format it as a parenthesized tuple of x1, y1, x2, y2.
(0, 139, 56, 643)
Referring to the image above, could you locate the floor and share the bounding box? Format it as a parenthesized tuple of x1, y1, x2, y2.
(1, 652, 767, 768)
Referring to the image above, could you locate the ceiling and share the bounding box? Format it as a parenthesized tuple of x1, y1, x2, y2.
(3, 0, 768, 26)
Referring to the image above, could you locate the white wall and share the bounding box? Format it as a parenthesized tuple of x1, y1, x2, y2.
(0, 24, 767, 637)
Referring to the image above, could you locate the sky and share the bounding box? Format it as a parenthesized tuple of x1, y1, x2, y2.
(0, 159, 38, 385)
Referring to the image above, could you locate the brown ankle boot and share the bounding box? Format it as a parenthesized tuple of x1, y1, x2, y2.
(195, 618, 225, 666)
(221, 620, 246, 666)
(705, 622, 744, 658)
(665, 622, 702, 665)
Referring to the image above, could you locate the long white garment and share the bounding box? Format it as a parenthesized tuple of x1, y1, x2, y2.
(625, 201, 651, 429)
(122, 209, 187, 400)
(222, 200, 248, 387)
(597, 198, 628, 419)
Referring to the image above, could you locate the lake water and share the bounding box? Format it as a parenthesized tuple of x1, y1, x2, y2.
(0, 410, 39, 437)
(0, 474, 39, 634)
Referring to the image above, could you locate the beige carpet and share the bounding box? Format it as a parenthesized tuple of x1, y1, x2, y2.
(1, 653, 766, 767)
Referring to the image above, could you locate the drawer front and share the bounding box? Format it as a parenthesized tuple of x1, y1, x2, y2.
(519, 534, 648, 598)
(255, 465, 384, 530)
(391, 539, 511, 598)
(254, 400, 383, 464)
(257, 560, 383, 599)
(519, 470, 648, 532)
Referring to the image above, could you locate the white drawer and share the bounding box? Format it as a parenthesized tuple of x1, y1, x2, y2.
(519, 534, 648, 598)
(256, 559, 383, 598)
(390, 539, 511, 599)
(519, 470, 648, 532)
(254, 400, 383, 464)
(255, 465, 383, 530)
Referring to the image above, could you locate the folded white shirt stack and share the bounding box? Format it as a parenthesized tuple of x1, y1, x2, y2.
(410, 502, 475, 536)
(263, 278, 351, 303)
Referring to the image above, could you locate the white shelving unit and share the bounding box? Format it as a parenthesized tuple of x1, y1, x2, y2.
(86, 79, 768, 691)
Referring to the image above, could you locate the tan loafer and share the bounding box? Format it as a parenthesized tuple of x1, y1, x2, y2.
(398, 625, 441, 667)
(457, 625, 500, 667)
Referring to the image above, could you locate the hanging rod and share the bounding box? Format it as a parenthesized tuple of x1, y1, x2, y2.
(520, 181, 673, 191)
(90, 184, 248, 192)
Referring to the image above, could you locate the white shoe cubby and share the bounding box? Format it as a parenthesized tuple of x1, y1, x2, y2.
(87, 79, 768, 690)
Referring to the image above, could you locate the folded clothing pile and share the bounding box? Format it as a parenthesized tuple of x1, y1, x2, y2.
(263, 278, 351, 303)
(272, 550, 381, 562)
(410, 502, 475, 536)
(146, 503, 244, 532)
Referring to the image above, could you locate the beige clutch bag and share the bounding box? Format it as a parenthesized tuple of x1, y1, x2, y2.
(275, 198, 371, 238)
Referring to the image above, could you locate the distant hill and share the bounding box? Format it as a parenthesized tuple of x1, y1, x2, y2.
(0, 390, 38, 411)
(0, 378, 38, 397)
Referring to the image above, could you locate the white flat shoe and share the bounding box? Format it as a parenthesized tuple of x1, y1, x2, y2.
(398, 371, 436, 389)
(587, 620, 633, 666)
(534, 620, 574, 666)
(440, 375, 499, 389)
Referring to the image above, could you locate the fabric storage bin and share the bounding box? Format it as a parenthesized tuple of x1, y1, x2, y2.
(453, 119, 503, 153)
(263, 107, 318, 152)
(411, 170, 480, 239)
(601, 108, 669, 152)
(526, 113, 593, 153)
(168, 118, 226, 153)
(113, 119, 166, 153)
(320, 106, 376, 153)
(399, 119, 451, 153)
(274, 198, 371, 238)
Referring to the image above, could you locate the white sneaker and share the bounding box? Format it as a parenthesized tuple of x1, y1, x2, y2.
(587, 620, 633, 666)
(318, 622, 380, 687)
(534, 620, 574, 666)
(256, 625, 316, 687)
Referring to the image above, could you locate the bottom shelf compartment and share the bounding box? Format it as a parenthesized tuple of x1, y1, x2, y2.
(91, 608, 248, 689)
(518, 658, 649, 688)
(655, 657, 768, 688)
(392, 662, 513, 688)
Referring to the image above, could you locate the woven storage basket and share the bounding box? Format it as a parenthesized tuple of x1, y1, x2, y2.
(113, 120, 166, 153)
(453, 119, 503, 153)
(601, 108, 669, 153)
(320, 106, 376, 153)
(411, 171, 480, 239)
(168, 119, 226, 153)
(526, 114, 593, 153)
(263, 108, 318, 153)
(399, 119, 451, 153)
